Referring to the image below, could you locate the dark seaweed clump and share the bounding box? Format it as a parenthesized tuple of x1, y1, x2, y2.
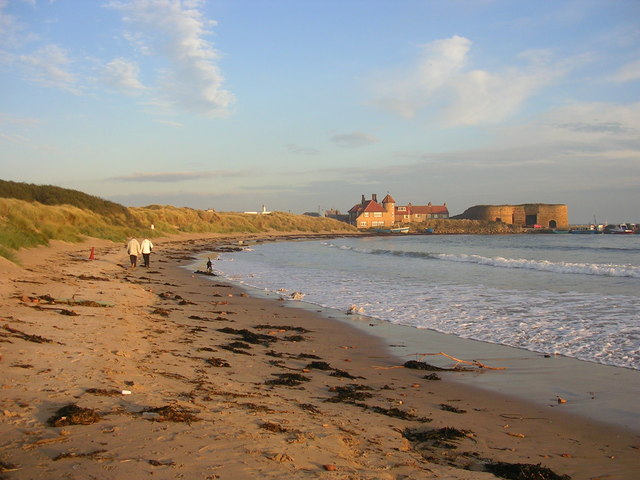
(205, 357, 230, 367)
(325, 384, 373, 403)
(217, 327, 275, 345)
(85, 388, 122, 397)
(362, 405, 432, 423)
(330, 368, 361, 379)
(141, 405, 200, 423)
(306, 361, 332, 370)
(440, 403, 467, 414)
(254, 324, 311, 333)
(47, 404, 101, 427)
(404, 360, 446, 371)
(266, 373, 311, 386)
(485, 462, 571, 480)
(403, 427, 473, 449)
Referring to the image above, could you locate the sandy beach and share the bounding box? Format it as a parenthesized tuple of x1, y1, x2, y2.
(1, 234, 639, 480)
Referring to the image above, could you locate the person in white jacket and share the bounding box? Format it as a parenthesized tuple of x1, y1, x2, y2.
(126, 238, 141, 268)
(140, 238, 154, 267)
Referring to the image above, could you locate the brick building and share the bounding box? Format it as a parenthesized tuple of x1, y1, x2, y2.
(349, 193, 448, 229)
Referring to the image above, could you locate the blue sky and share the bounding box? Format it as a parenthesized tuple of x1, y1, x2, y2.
(1, 0, 639, 223)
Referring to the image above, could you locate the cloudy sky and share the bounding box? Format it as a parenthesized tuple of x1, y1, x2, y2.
(1, 0, 639, 223)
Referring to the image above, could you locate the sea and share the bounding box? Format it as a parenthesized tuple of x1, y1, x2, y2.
(210, 233, 640, 428)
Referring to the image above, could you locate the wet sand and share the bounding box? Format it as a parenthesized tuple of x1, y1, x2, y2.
(1, 234, 639, 480)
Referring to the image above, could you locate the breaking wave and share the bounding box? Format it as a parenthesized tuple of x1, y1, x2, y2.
(325, 243, 640, 278)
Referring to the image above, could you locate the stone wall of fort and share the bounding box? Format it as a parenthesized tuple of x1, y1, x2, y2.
(456, 204, 569, 229)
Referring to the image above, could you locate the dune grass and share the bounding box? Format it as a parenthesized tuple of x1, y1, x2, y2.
(0, 197, 356, 261)
(419, 218, 524, 234)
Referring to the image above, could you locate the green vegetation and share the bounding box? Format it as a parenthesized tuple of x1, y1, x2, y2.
(418, 218, 524, 234)
(0, 180, 356, 262)
(0, 179, 136, 224)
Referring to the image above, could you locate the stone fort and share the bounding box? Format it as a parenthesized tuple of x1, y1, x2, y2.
(456, 204, 569, 229)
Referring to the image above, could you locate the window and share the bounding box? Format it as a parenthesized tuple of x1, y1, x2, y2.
(359, 221, 368, 227)
(372, 221, 384, 227)
(373, 212, 382, 217)
(403, 215, 410, 219)
(364, 212, 369, 217)
(398, 207, 407, 211)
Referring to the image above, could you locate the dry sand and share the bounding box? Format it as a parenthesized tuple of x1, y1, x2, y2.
(1, 234, 639, 480)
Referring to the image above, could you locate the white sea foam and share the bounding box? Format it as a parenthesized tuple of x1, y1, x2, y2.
(326, 243, 640, 278)
(216, 235, 640, 370)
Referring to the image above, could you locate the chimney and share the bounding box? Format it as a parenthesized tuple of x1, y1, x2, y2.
(372, 193, 377, 202)
(361, 194, 365, 205)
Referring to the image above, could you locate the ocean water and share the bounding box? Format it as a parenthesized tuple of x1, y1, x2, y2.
(215, 234, 640, 371)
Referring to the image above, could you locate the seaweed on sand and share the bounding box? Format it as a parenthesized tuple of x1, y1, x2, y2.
(0, 460, 19, 473)
(325, 384, 373, 403)
(205, 357, 230, 367)
(53, 450, 108, 461)
(2, 324, 53, 344)
(217, 327, 275, 345)
(485, 462, 571, 480)
(330, 368, 363, 379)
(299, 403, 321, 414)
(305, 361, 332, 370)
(47, 404, 101, 427)
(260, 421, 290, 433)
(266, 373, 311, 386)
(403, 427, 474, 449)
(254, 324, 311, 333)
(284, 334, 307, 342)
(219, 342, 253, 355)
(359, 405, 432, 423)
(403, 360, 447, 371)
(440, 403, 467, 414)
(85, 388, 122, 397)
(294, 352, 321, 360)
(140, 405, 201, 423)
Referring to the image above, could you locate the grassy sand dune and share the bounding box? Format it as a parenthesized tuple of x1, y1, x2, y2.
(0, 196, 355, 262)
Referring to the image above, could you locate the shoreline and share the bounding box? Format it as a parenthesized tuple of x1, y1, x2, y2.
(1, 234, 639, 479)
(216, 277, 640, 434)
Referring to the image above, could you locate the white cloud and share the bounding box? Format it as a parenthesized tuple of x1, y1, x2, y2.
(0, 0, 20, 47)
(371, 35, 470, 118)
(500, 101, 640, 146)
(330, 131, 378, 148)
(609, 59, 640, 83)
(370, 36, 560, 126)
(102, 57, 145, 94)
(287, 144, 319, 155)
(0, 112, 40, 127)
(107, 0, 234, 116)
(18, 44, 79, 93)
(444, 66, 557, 126)
(111, 170, 246, 182)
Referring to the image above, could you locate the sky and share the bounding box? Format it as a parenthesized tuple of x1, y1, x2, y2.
(1, 0, 639, 224)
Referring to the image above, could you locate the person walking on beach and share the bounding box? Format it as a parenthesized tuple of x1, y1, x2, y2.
(140, 238, 154, 267)
(126, 237, 141, 268)
(206, 257, 213, 273)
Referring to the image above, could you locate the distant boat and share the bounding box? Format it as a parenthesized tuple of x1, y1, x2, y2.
(376, 226, 410, 234)
(570, 224, 597, 234)
(605, 224, 635, 234)
(424, 228, 435, 234)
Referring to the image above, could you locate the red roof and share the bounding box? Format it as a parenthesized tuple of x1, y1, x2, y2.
(348, 199, 386, 214)
(382, 194, 396, 204)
